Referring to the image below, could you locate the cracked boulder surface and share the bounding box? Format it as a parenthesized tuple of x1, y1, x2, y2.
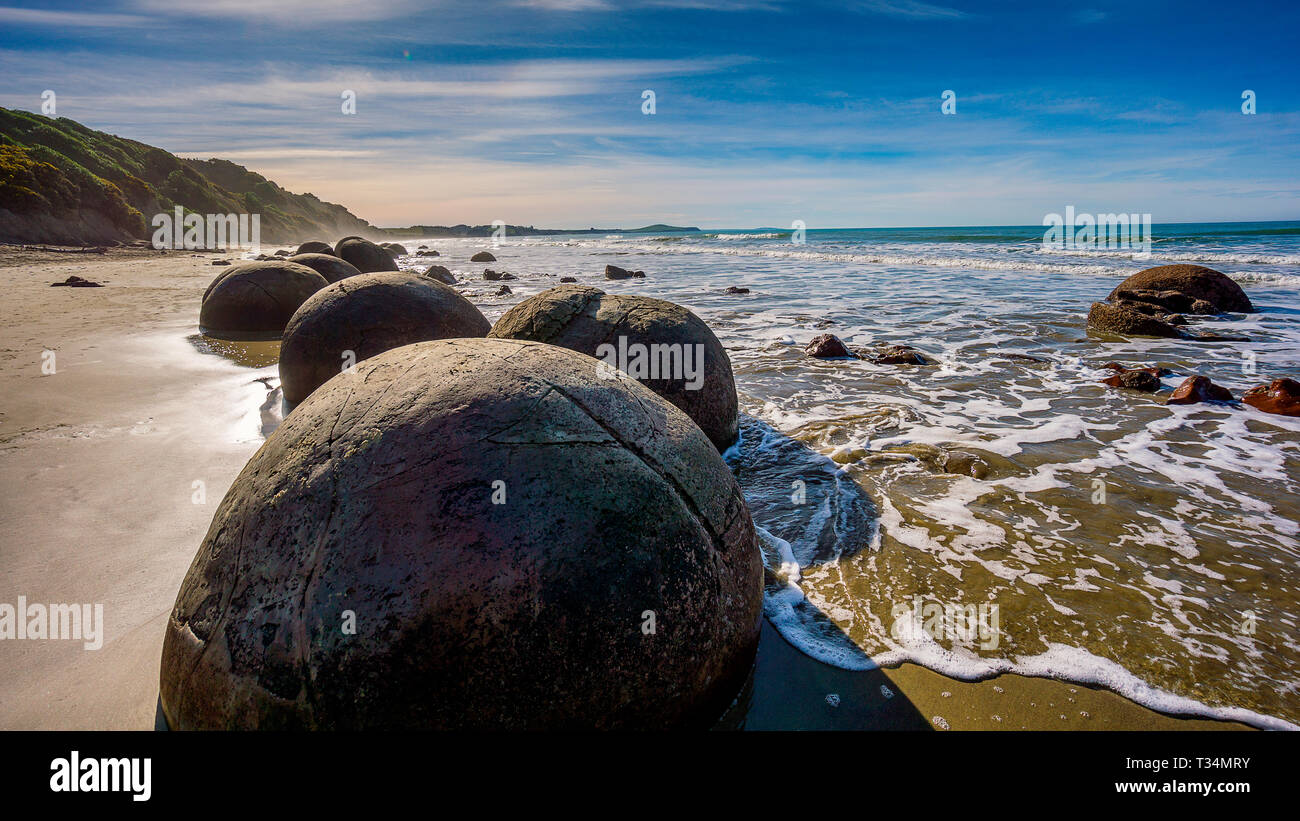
(199, 260, 328, 339)
(278, 272, 490, 405)
(287, 252, 362, 284)
(159, 338, 763, 730)
(487, 285, 739, 452)
(334, 237, 399, 273)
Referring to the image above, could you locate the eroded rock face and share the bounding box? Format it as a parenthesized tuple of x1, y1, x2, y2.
(488, 285, 739, 451)
(335, 238, 399, 273)
(1168, 375, 1234, 405)
(1087, 302, 1183, 339)
(288, 252, 362, 284)
(1108, 265, 1253, 313)
(804, 334, 854, 358)
(278, 272, 490, 405)
(1242, 378, 1300, 417)
(295, 241, 334, 256)
(160, 338, 763, 730)
(199, 261, 328, 338)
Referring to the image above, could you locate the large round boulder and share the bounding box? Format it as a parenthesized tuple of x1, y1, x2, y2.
(199, 261, 327, 338)
(288, 252, 362, 284)
(488, 285, 739, 451)
(159, 338, 763, 730)
(295, 241, 334, 256)
(424, 264, 456, 284)
(278, 272, 490, 405)
(1108, 264, 1253, 313)
(471, 251, 496, 262)
(380, 242, 408, 257)
(335, 237, 399, 273)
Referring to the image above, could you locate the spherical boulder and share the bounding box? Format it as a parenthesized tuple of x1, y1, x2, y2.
(424, 264, 456, 284)
(199, 261, 328, 338)
(335, 237, 399, 273)
(278, 272, 490, 404)
(288, 252, 362, 284)
(381, 242, 408, 257)
(488, 285, 739, 451)
(159, 338, 763, 730)
(1108, 265, 1253, 313)
(295, 241, 334, 256)
(470, 251, 496, 262)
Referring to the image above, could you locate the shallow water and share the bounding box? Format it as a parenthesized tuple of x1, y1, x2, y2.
(243, 224, 1300, 728)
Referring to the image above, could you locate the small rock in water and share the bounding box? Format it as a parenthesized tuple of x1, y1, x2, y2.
(50, 275, 103, 287)
(1242, 378, 1300, 417)
(495, 284, 513, 296)
(724, 286, 750, 294)
(944, 451, 990, 479)
(416, 250, 439, 257)
(212, 259, 232, 266)
(864, 343, 933, 365)
(605, 264, 645, 280)
(804, 333, 855, 358)
(273, 249, 290, 256)
(1100, 368, 1162, 392)
(1168, 375, 1234, 405)
(470, 251, 496, 262)
(560, 276, 578, 283)
(424, 265, 456, 285)
(825, 693, 840, 707)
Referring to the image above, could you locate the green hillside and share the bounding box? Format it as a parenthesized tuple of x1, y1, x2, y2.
(0, 107, 381, 246)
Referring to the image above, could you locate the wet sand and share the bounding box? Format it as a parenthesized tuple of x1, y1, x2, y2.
(0, 247, 1250, 730)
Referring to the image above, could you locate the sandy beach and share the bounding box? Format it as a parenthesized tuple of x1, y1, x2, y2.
(0, 247, 1251, 731)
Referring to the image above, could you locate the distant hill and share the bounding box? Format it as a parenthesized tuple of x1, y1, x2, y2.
(385, 223, 700, 237)
(0, 107, 381, 246)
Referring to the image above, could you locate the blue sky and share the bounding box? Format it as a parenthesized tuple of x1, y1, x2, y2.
(1, 0, 1297, 228)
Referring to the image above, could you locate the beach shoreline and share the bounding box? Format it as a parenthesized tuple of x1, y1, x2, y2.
(0, 247, 1257, 731)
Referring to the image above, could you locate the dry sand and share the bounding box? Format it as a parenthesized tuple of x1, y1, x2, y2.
(0, 247, 1249, 730)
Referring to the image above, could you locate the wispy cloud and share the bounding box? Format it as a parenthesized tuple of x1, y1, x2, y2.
(0, 6, 150, 27)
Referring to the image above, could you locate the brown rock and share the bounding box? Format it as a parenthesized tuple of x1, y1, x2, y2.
(488, 285, 739, 451)
(278, 272, 490, 405)
(287, 252, 362, 284)
(1242, 378, 1300, 417)
(335, 238, 399, 273)
(1108, 264, 1252, 313)
(804, 334, 855, 359)
(1101, 370, 1162, 392)
(725, 286, 750, 294)
(560, 276, 578, 283)
(470, 251, 496, 262)
(605, 264, 645, 280)
(495, 284, 512, 296)
(160, 339, 762, 730)
(1087, 302, 1182, 339)
(50, 275, 103, 287)
(423, 265, 456, 285)
(295, 241, 333, 256)
(1167, 375, 1234, 405)
(864, 344, 933, 365)
(200, 261, 327, 338)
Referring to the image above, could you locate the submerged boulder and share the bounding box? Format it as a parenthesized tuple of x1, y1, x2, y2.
(1108, 264, 1253, 313)
(335, 237, 399, 273)
(279, 272, 490, 405)
(423, 264, 457, 285)
(488, 285, 739, 451)
(804, 334, 854, 358)
(1168, 375, 1234, 405)
(200, 261, 327, 338)
(470, 251, 496, 262)
(1087, 302, 1183, 339)
(605, 264, 645, 280)
(159, 338, 762, 730)
(288, 252, 362, 284)
(1242, 378, 1300, 417)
